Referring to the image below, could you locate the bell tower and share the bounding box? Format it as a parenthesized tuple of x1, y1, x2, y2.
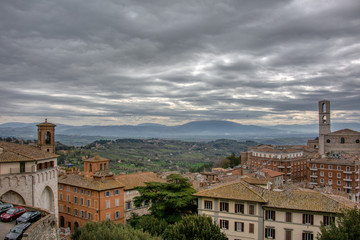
(37, 119, 56, 153)
(318, 100, 331, 156)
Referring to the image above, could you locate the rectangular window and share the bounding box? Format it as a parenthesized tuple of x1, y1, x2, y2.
(337, 180, 341, 186)
(346, 166, 351, 171)
(337, 173, 341, 178)
(74, 209, 78, 216)
(328, 172, 332, 177)
(235, 203, 244, 214)
(67, 195, 70, 202)
(59, 185, 63, 190)
(249, 223, 254, 233)
(106, 201, 110, 209)
(285, 229, 292, 240)
(80, 198, 84, 205)
(126, 201, 132, 210)
(87, 190, 92, 196)
(286, 212, 292, 222)
(67, 207, 71, 214)
(73, 187, 78, 193)
(219, 219, 229, 230)
(105, 191, 111, 197)
(80, 211, 85, 218)
(337, 166, 341, 171)
(220, 202, 229, 212)
(249, 204, 255, 215)
(67, 186, 70, 191)
(80, 189, 85, 194)
(320, 171, 324, 177)
(320, 164, 324, 169)
(114, 189, 120, 195)
(204, 200, 213, 210)
(329, 179, 332, 185)
(74, 196, 78, 204)
(115, 211, 121, 219)
(329, 165, 333, 170)
(87, 199, 91, 207)
(115, 199, 119, 207)
(234, 222, 244, 232)
(87, 212, 92, 220)
(303, 214, 314, 225)
(59, 194, 63, 201)
(59, 205, 63, 212)
(302, 232, 314, 240)
(265, 227, 275, 239)
(106, 213, 110, 220)
(265, 210, 276, 221)
(323, 216, 335, 226)
(320, 178, 324, 183)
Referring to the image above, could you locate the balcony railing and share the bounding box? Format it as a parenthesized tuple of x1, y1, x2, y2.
(343, 185, 352, 189)
(310, 175, 318, 178)
(278, 165, 285, 168)
(310, 168, 318, 171)
(343, 178, 352, 182)
(343, 170, 352, 174)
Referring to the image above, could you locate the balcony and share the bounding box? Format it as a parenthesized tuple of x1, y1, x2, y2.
(278, 165, 285, 169)
(287, 166, 291, 168)
(343, 170, 352, 174)
(310, 168, 318, 171)
(344, 185, 352, 189)
(9, 166, 36, 174)
(343, 178, 353, 182)
(287, 172, 291, 175)
(310, 175, 318, 178)
(309, 182, 318, 185)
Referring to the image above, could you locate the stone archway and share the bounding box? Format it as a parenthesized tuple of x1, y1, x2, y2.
(1, 190, 25, 205)
(41, 186, 55, 213)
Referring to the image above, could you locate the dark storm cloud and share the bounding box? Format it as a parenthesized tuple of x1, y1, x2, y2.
(1, 0, 359, 125)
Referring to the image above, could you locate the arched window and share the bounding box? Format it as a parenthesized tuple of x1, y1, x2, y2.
(45, 132, 51, 144)
(322, 116, 327, 124)
(322, 103, 326, 112)
(341, 137, 345, 144)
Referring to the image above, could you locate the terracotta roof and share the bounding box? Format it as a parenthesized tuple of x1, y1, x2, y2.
(250, 146, 304, 154)
(329, 128, 360, 135)
(242, 177, 269, 185)
(84, 156, 109, 162)
(194, 181, 267, 203)
(261, 168, 285, 178)
(259, 189, 348, 213)
(93, 170, 114, 177)
(37, 119, 56, 127)
(115, 172, 166, 190)
(59, 174, 124, 191)
(0, 141, 58, 162)
(309, 157, 359, 165)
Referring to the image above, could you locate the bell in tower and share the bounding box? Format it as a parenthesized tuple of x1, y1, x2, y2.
(37, 119, 56, 153)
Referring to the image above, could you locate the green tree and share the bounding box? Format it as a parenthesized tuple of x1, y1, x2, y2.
(134, 174, 197, 223)
(162, 214, 227, 240)
(317, 208, 360, 240)
(71, 221, 161, 240)
(129, 214, 168, 237)
(227, 152, 241, 168)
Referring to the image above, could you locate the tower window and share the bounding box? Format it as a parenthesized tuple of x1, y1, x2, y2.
(322, 103, 326, 112)
(341, 138, 345, 144)
(89, 164, 92, 172)
(322, 116, 327, 124)
(45, 131, 51, 144)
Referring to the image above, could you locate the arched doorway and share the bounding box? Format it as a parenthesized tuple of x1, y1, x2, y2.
(1, 190, 25, 205)
(60, 216, 65, 228)
(40, 186, 55, 212)
(74, 221, 79, 230)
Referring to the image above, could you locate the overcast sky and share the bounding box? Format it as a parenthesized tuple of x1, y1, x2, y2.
(1, 0, 359, 126)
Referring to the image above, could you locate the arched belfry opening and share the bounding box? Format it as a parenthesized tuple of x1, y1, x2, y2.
(37, 119, 56, 153)
(322, 103, 326, 113)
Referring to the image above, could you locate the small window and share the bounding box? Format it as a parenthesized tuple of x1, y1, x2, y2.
(73, 187, 78, 193)
(114, 189, 120, 195)
(80, 189, 85, 194)
(265, 210, 276, 221)
(249, 204, 255, 215)
(235, 222, 244, 232)
(204, 200, 213, 210)
(265, 227, 275, 239)
(249, 223, 254, 234)
(74, 196, 78, 204)
(328, 172, 332, 177)
(303, 214, 314, 225)
(286, 212, 292, 222)
(320, 164, 324, 169)
(126, 201, 132, 210)
(59, 185, 63, 190)
(115, 199, 119, 207)
(323, 216, 335, 226)
(106, 201, 110, 209)
(302, 232, 314, 240)
(285, 229, 292, 240)
(87, 190, 92, 196)
(235, 203, 244, 214)
(219, 219, 229, 230)
(337, 180, 341, 186)
(320, 172, 324, 177)
(80, 198, 84, 205)
(59, 194, 63, 201)
(106, 213, 110, 220)
(87, 212, 92, 220)
(341, 138, 345, 144)
(105, 191, 111, 197)
(328, 165, 333, 170)
(115, 211, 121, 219)
(87, 199, 91, 207)
(220, 202, 229, 212)
(328, 179, 332, 185)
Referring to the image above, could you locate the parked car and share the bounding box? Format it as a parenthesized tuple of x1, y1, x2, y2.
(16, 211, 41, 224)
(0, 206, 26, 222)
(0, 200, 4, 205)
(0, 203, 14, 214)
(4, 222, 31, 240)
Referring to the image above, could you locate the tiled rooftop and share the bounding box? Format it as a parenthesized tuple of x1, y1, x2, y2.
(0, 141, 58, 162)
(329, 128, 360, 135)
(83, 156, 109, 162)
(59, 173, 124, 191)
(194, 181, 267, 203)
(115, 172, 166, 190)
(261, 168, 285, 178)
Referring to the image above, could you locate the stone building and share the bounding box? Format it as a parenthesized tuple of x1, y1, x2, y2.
(58, 156, 125, 232)
(115, 172, 165, 222)
(194, 180, 348, 240)
(0, 120, 58, 220)
(308, 100, 360, 201)
(243, 145, 308, 183)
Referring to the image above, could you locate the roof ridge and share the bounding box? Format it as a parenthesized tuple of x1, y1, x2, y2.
(319, 192, 352, 210)
(0, 142, 37, 160)
(239, 180, 267, 202)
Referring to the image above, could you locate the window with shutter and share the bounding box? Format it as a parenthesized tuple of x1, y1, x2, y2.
(249, 223, 254, 233)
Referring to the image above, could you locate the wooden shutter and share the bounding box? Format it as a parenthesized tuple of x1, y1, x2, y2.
(249, 223, 254, 233)
(310, 215, 314, 225)
(302, 214, 305, 224)
(273, 211, 276, 221)
(234, 222, 237, 231)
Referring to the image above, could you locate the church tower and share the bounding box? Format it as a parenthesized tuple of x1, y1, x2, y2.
(318, 100, 331, 156)
(37, 119, 56, 153)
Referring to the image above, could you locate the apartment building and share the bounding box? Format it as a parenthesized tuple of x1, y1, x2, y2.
(195, 180, 348, 240)
(58, 156, 124, 232)
(243, 145, 308, 182)
(115, 172, 165, 222)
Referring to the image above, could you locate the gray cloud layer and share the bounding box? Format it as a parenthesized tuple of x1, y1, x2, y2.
(1, 0, 360, 125)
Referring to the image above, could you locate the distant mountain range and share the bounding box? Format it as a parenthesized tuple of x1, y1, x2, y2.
(1, 120, 359, 143)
